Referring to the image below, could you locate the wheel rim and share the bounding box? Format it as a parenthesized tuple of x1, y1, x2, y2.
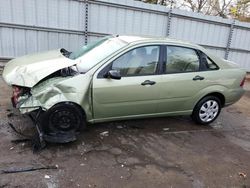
(199, 100, 219, 122)
(49, 109, 79, 132)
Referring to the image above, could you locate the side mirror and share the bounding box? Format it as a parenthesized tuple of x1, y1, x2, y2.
(106, 70, 121, 80)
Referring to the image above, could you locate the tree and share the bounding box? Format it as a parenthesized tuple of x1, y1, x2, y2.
(136, 0, 172, 6)
(182, 0, 208, 12)
(229, 0, 250, 20)
(137, 0, 250, 21)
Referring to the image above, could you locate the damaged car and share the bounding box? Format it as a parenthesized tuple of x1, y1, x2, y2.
(3, 35, 246, 143)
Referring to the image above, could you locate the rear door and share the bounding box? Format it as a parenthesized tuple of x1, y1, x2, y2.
(157, 45, 219, 113)
(92, 45, 163, 119)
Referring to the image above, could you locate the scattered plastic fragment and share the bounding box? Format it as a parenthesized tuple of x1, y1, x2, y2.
(116, 125, 123, 129)
(239, 172, 247, 178)
(163, 128, 170, 131)
(100, 131, 109, 137)
(44, 175, 50, 179)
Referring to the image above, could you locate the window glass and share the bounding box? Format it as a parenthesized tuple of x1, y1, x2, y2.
(205, 57, 219, 70)
(112, 46, 160, 76)
(69, 36, 112, 60)
(75, 37, 127, 73)
(166, 46, 200, 73)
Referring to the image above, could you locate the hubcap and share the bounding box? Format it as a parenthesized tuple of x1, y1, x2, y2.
(199, 100, 219, 122)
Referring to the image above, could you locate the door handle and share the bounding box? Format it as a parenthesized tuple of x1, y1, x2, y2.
(141, 80, 156, 86)
(193, 75, 205, 81)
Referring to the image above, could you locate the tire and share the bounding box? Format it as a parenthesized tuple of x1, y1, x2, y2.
(39, 103, 86, 135)
(192, 96, 221, 125)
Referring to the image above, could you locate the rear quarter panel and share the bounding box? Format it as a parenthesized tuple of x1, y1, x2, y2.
(190, 68, 246, 109)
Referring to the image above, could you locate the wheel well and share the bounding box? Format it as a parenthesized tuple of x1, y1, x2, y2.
(203, 92, 225, 107)
(51, 101, 86, 118)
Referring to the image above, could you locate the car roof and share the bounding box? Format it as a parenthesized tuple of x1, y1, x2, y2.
(115, 35, 230, 69)
(117, 35, 204, 51)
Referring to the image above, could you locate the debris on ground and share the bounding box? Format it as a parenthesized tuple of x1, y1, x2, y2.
(100, 131, 109, 137)
(116, 125, 124, 129)
(239, 172, 247, 178)
(9, 147, 14, 150)
(8, 122, 32, 138)
(44, 175, 51, 179)
(8, 122, 46, 152)
(1, 165, 58, 174)
(163, 128, 170, 131)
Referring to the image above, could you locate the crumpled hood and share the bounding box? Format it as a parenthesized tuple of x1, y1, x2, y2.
(2, 49, 77, 87)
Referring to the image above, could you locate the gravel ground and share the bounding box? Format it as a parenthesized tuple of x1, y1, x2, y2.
(0, 76, 250, 188)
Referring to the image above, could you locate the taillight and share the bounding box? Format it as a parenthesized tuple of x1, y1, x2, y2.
(240, 77, 246, 87)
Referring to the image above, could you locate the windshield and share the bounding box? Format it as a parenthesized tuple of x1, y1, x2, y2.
(69, 36, 112, 59)
(71, 36, 128, 73)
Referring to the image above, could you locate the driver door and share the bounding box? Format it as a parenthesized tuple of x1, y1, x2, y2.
(92, 45, 162, 120)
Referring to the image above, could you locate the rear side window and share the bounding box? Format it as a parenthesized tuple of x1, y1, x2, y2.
(166, 46, 200, 73)
(200, 53, 219, 71)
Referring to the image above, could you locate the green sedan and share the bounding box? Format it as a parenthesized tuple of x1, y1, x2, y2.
(2, 35, 246, 142)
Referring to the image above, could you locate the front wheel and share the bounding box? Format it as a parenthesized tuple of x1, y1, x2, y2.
(192, 96, 221, 125)
(39, 103, 86, 142)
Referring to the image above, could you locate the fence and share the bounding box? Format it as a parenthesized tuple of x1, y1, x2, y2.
(0, 0, 249, 71)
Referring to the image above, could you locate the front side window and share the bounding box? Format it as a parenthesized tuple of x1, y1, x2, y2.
(166, 46, 200, 73)
(111, 46, 160, 77)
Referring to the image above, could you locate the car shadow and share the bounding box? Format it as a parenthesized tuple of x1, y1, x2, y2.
(7, 111, 214, 151)
(45, 115, 214, 150)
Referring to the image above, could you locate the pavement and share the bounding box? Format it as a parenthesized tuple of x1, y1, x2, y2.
(0, 77, 250, 188)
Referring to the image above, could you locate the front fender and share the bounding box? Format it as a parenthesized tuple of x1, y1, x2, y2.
(19, 74, 93, 121)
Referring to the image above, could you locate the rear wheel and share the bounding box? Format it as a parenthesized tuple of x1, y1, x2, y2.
(39, 103, 86, 141)
(192, 96, 221, 125)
